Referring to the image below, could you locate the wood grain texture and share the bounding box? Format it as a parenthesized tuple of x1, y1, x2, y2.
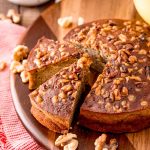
(0, 0, 53, 27)
(11, 0, 150, 150)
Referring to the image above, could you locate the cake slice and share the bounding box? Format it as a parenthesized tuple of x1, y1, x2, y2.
(29, 56, 92, 133)
(80, 53, 150, 133)
(26, 37, 81, 89)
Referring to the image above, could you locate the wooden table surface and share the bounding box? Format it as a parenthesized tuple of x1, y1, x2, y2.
(0, 0, 55, 27)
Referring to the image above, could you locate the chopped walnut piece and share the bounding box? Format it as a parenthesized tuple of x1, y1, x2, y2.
(140, 101, 148, 107)
(61, 85, 72, 92)
(95, 86, 101, 96)
(55, 133, 78, 150)
(58, 92, 67, 99)
(52, 96, 58, 104)
(128, 55, 137, 64)
(138, 49, 147, 55)
(77, 56, 92, 69)
(113, 89, 121, 101)
(94, 134, 107, 150)
(63, 139, 78, 150)
(20, 71, 29, 83)
(36, 95, 43, 103)
(128, 94, 136, 102)
(58, 16, 73, 28)
(94, 134, 118, 150)
(13, 45, 29, 62)
(77, 17, 84, 25)
(34, 59, 42, 68)
(118, 34, 127, 42)
(129, 76, 141, 81)
(0, 61, 7, 71)
(10, 60, 24, 73)
(109, 138, 118, 150)
(121, 87, 128, 96)
(7, 9, 21, 23)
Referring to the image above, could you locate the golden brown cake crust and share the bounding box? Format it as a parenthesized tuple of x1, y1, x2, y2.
(79, 107, 150, 133)
(31, 106, 68, 134)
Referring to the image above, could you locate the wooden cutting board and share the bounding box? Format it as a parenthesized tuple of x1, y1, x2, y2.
(16, 0, 150, 150)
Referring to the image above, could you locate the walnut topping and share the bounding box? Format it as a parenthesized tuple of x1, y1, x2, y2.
(138, 49, 147, 55)
(121, 87, 128, 96)
(128, 94, 136, 102)
(74, 81, 81, 89)
(118, 34, 127, 42)
(95, 86, 101, 96)
(55, 133, 78, 150)
(61, 85, 72, 92)
(58, 92, 66, 99)
(60, 79, 70, 84)
(36, 95, 43, 103)
(72, 91, 77, 98)
(77, 56, 91, 69)
(34, 59, 42, 68)
(0, 61, 7, 71)
(35, 48, 47, 59)
(128, 68, 133, 73)
(105, 102, 112, 111)
(128, 55, 137, 64)
(61, 52, 70, 57)
(52, 96, 58, 104)
(69, 74, 78, 80)
(121, 100, 127, 108)
(114, 89, 121, 101)
(129, 76, 141, 81)
(140, 101, 148, 107)
(113, 78, 123, 85)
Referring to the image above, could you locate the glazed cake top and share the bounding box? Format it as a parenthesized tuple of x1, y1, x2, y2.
(29, 56, 92, 118)
(64, 19, 150, 113)
(26, 37, 81, 71)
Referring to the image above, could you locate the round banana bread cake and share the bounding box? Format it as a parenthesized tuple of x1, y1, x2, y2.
(28, 19, 150, 133)
(64, 19, 150, 132)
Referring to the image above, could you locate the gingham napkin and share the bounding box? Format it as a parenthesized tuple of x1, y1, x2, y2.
(0, 21, 44, 150)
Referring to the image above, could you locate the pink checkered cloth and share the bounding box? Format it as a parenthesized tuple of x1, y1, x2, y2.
(0, 21, 44, 150)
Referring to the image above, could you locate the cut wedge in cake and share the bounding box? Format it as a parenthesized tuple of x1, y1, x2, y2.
(29, 56, 93, 133)
(26, 37, 81, 89)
